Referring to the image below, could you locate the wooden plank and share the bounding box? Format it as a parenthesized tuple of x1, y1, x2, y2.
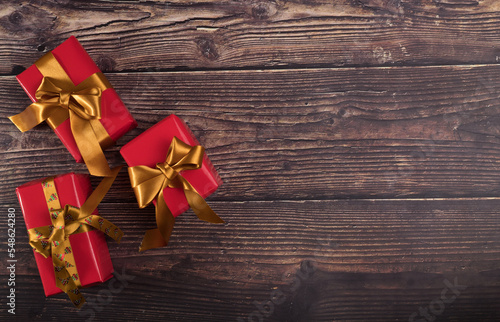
(2, 65, 500, 202)
(4, 270, 500, 321)
(2, 0, 500, 73)
(1, 198, 500, 320)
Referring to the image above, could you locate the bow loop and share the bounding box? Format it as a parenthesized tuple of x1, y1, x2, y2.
(35, 77, 65, 102)
(128, 166, 166, 208)
(166, 137, 205, 171)
(68, 87, 102, 120)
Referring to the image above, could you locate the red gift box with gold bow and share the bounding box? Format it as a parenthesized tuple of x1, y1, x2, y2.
(16, 170, 122, 307)
(12, 36, 136, 176)
(120, 115, 224, 251)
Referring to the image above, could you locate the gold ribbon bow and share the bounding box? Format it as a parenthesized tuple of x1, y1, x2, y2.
(128, 137, 224, 252)
(9, 52, 115, 177)
(28, 166, 123, 308)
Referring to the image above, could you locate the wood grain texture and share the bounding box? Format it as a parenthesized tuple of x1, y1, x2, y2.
(1, 199, 500, 321)
(2, 65, 500, 203)
(2, 1, 500, 321)
(2, 0, 500, 74)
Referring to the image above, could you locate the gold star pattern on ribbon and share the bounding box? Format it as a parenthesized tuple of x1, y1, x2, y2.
(28, 166, 123, 308)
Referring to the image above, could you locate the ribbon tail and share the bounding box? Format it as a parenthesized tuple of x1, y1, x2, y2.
(9, 102, 61, 132)
(52, 239, 85, 308)
(27, 224, 54, 258)
(181, 178, 224, 224)
(70, 111, 113, 177)
(72, 165, 123, 240)
(79, 166, 122, 216)
(46, 108, 71, 129)
(139, 190, 175, 252)
(185, 190, 224, 223)
(30, 243, 49, 258)
(78, 214, 124, 243)
(139, 228, 169, 252)
(90, 118, 115, 150)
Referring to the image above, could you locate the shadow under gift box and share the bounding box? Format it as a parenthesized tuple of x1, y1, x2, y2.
(16, 36, 137, 163)
(16, 173, 114, 297)
(120, 115, 222, 217)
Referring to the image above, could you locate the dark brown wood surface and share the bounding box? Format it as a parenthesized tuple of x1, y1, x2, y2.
(1, 0, 500, 321)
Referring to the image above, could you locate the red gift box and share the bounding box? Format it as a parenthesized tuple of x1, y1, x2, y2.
(16, 173, 114, 296)
(16, 36, 137, 163)
(120, 115, 222, 217)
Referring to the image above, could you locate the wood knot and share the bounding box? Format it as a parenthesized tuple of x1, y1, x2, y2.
(11, 65, 26, 75)
(53, 0, 71, 5)
(0, 5, 56, 34)
(8, 11, 23, 25)
(325, 117, 335, 125)
(357, 0, 404, 15)
(251, 2, 278, 20)
(252, 3, 270, 20)
(96, 55, 116, 72)
(195, 37, 219, 61)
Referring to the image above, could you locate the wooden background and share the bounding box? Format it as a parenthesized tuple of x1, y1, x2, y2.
(1, 0, 500, 321)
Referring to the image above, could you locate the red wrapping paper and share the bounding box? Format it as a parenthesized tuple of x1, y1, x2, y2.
(16, 173, 114, 296)
(16, 36, 137, 163)
(120, 115, 222, 217)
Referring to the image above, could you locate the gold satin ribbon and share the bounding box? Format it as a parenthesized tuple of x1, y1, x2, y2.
(28, 166, 123, 308)
(9, 52, 115, 177)
(128, 137, 224, 252)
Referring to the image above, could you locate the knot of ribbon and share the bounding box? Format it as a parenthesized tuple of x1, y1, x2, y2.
(28, 166, 123, 308)
(35, 76, 102, 120)
(128, 137, 224, 252)
(9, 52, 115, 176)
